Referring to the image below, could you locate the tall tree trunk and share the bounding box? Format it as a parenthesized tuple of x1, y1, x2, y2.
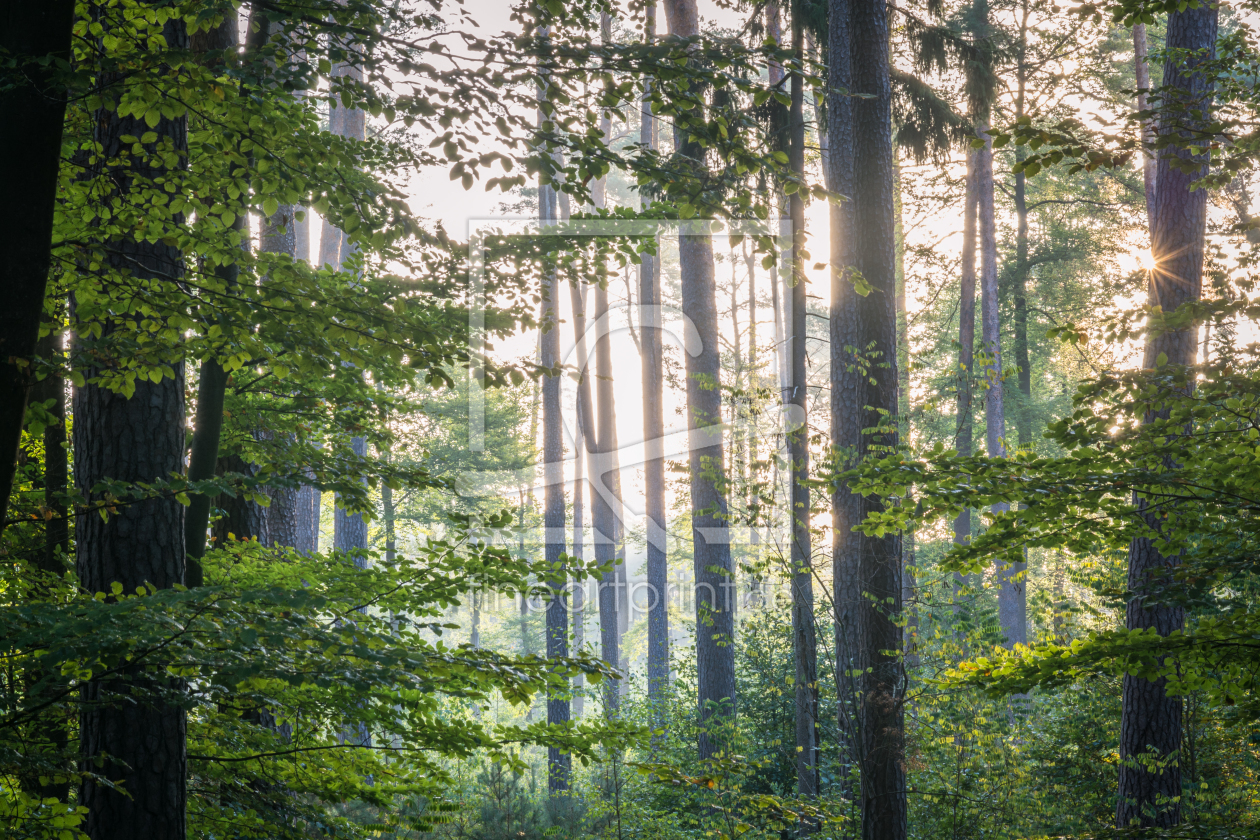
(665, 0, 738, 759)
(977, 125, 1021, 648)
(1134, 23, 1157, 239)
(75, 17, 189, 840)
(572, 419, 587, 719)
(834, 0, 907, 833)
(1118, 4, 1217, 828)
(260, 205, 301, 549)
(570, 263, 618, 716)
(788, 1, 819, 798)
(22, 318, 71, 805)
(828, 0, 861, 792)
(325, 51, 367, 560)
(640, 0, 670, 715)
(540, 180, 570, 796)
(894, 164, 916, 664)
(0, 0, 76, 530)
(953, 151, 979, 605)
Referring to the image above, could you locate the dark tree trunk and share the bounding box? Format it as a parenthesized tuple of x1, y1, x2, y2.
(0, 0, 75, 530)
(665, 0, 737, 762)
(832, 0, 907, 833)
(1117, 4, 1217, 828)
(34, 323, 70, 577)
(827, 0, 861, 789)
(894, 165, 916, 664)
(640, 0, 670, 715)
(22, 320, 71, 806)
(788, 0, 819, 798)
(75, 18, 189, 840)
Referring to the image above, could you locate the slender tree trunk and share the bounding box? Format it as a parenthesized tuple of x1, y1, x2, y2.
(977, 124, 1022, 648)
(953, 151, 979, 605)
(540, 180, 570, 796)
(894, 164, 916, 664)
(75, 17, 189, 840)
(828, 0, 862, 795)
(572, 419, 587, 719)
(22, 319, 71, 805)
(35, 321, 69, 576)
(0, 0, 76, 530)
(665, 0, 737, 759)
(260, 206, 301, 549)
(640, 0, 670, 715)
(570, 264, 618, 716)
(1118, 5, 1217, 828)
(788, 2, 819, 798)
(1134, 23, 1157, 239)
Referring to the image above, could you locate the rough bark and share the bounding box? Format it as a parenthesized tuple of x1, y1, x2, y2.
(828, 0, 861, 787)
(1117, 4, 1217, 828)
(832, 0, 907, 833)
(75, 18, 189, 840)
(788, 1, 819, 798)
(0, 0, 76, 531)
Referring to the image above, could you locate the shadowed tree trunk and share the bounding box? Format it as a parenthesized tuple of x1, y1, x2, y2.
(75, 16, 189, 840)
(640, 0, 670, 719)
(1117, 4, 1217, 828)
(664, 0, 738, 762)
(787, 0, 819, 798)
(832, 0, 907, 832)
(0, 0, 76, 529)
(828, 0, 861, 791)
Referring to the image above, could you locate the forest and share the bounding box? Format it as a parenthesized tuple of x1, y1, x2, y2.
(2, 0, 1259, 837)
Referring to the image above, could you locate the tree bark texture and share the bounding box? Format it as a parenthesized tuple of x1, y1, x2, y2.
(833, 0, 908, 833)
(953, 152, 978, 601)
(828, 0, 862, 786)
(75, 17, 189, 840)
(0, 0, 76, 531)
(1118, 4, 1217, 828)
(788, 2, 819, 798)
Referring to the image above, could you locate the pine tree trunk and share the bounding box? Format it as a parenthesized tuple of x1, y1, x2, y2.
(1118, 4, 1217, 828)
(788, 1, 819, 798)
(75, 17, 189, 839)
(827, 0, 861, 790)
(833, 0, 907, 833)
(0, 0, 75, 528)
